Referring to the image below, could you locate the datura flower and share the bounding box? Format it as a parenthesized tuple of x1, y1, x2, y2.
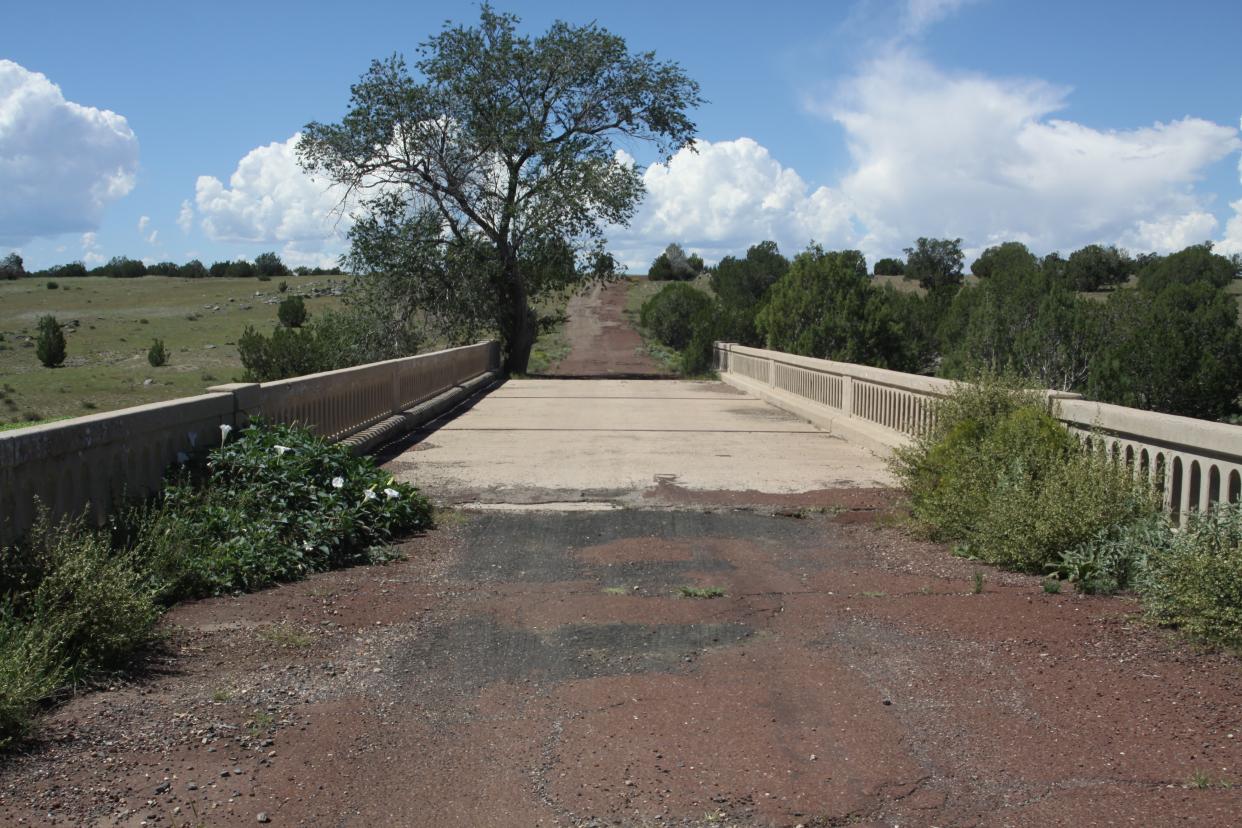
(331, 476, 345, 489)
(383, 487, 401, 500)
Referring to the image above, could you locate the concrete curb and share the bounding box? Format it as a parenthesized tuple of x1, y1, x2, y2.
(719, 372, 910, 457)
(342, 370, 502, 456)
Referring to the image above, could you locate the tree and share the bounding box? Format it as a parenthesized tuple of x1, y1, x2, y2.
(225, 259, 255, 279)
(254, 251, 290, 279)
(278, 295, 308, 328)
(36, 315, 66, 367)
(756, 246, 912, 369)
(970, 241, 1038, 280)
(873, 257, 905, 277)
(147, 339, 168, 367)
(711, 240, 788, 307)
(1065, 244, 1133, 291)
(1136, 242, 1236, 293)
(179, 259, 208, 279)
(639, 282, 711, 350)
(1089, 281, 1242, 420)
(297, 7, 702, 372)
(904, 237, 964, 292)
(96, 256, 146, 278)
(1, 253, 25, 280)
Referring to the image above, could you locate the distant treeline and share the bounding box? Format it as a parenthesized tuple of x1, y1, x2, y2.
(0, 251, 345, 281)
(641, 238, 1242, 423)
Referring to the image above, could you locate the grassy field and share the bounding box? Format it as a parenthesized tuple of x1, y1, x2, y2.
(0, 275, 344, 425)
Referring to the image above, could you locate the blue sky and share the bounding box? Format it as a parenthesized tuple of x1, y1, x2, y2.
(3, 0, 1242, 271)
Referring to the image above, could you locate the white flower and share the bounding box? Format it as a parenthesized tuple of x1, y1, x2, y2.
(383, 487, 400, 500)
(273, 444, 291, 456)
(219, 423, 233, 443)
(363, 489, 378, 502)
(331, 476, 345, 489)
(176, 451, 189, 465)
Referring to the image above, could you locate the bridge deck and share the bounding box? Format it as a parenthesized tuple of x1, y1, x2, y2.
(385, 377, 893, 507)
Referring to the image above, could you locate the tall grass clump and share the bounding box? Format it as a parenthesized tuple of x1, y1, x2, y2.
(0, 509, 158, 746)
(891, 374, 1157, 575)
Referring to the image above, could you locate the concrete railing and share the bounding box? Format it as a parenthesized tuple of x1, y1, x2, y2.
(0, 341, 500, 544)
(714, 342, 1242, 520)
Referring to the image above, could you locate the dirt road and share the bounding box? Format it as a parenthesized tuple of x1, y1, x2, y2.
(4, 500, 1241, 826)
(544, 279, 669, 377)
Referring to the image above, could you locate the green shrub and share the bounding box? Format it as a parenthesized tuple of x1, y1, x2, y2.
(278, 279, 289, 293)
(238, 324, 330, 381)
(278, 295, 307, 328)
(45, 281, 58, 290)
(892, 375, 1156, 573)
(892, 377, 1065, 540)
(132, 420, 433, 599)
(1141, 504, 1242, 647)
(970, 451, 1153, 573)
(640, 282, 711, 350)
(147, 338, 168, 367)
(35, 315, 66, 368)
(0, 614, 62, 747)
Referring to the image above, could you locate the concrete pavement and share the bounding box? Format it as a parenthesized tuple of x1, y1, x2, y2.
(385, 378, 893, 506)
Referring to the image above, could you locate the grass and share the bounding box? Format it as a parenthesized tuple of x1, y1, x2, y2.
(678, 585, 726, 599)
(524, 285, 576, 374)
(972, 571, 985, 594)
(1042, 578, 1063, 594)
(0, 274, 344, 423)
(256, 624, 316, 649)
(601, 586, 629, 596)
(860, 590, 887, 598)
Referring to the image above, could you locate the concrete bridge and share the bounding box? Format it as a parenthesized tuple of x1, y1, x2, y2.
(2, 281, 1241, 826)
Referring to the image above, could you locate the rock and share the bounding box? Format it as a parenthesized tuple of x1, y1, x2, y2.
(186, 783, 198, 791)
(257, 812, 270, 823)
(142, 378, 154, 386)
(153, 782, 170, 795)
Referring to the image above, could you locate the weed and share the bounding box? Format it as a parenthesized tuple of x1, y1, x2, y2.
(1042, 578, 1062, 594)
(972, 571, 985, 594)
(860, 591, 887, 598)
(678, 586, 726, 599)
(257, 624, 315, 649)
(80, 400, 97, 410)
(211, 688, 231, 703)
(601, 586, 628, 596)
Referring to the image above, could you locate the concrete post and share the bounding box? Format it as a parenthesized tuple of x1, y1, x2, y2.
(842, 375, 854, 417)
(206, 383, 263, 428)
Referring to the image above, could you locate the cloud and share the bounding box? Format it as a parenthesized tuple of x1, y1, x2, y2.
(137, 215, 149, 233)
(816, 54, 1241, 258)
(1215, 146, 1242, 257)
(1121, 211, 1219, 254)
(194, 133, 348, 252)
(177, 200, 193, 234)
(0, 60, 139, 245)
(901, 0, 978, 36)
(611, 138, 857, 268)
(81, 231, 103, 265)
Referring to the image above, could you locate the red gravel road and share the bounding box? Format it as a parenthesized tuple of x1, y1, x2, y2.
(543, 279, 670, 377)
(2, 494, 1241, 827)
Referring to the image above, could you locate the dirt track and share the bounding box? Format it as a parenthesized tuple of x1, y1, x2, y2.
(544, 279, 668, 377)
(3, 280, 1241, 826)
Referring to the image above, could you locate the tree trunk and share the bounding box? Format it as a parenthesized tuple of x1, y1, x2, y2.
(501, 266, 536, 374)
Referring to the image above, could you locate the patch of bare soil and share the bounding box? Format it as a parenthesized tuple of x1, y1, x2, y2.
(2, 507, 1240, 827)
(544, 280, 670, 377)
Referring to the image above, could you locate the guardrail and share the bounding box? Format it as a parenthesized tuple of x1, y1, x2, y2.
(714, 342, 1242, 521)
(0, 341, 500, 544)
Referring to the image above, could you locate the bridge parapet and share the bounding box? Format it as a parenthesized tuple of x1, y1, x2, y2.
(714, 342, 1242, 520)
(0, 341, 500, 544)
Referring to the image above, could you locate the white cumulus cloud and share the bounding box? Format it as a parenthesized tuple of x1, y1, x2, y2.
(194, 133, 348, 257)
(0, 60, 139, 245)
(177, 199, 193, 234)
(816, 54, 1241, 259)
(612, 138, 857, 268)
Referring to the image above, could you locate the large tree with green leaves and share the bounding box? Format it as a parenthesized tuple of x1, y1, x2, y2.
(298, 6, 702, 372)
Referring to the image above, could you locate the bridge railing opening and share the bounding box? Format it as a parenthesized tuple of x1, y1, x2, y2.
(715, 342, 1242, 521)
